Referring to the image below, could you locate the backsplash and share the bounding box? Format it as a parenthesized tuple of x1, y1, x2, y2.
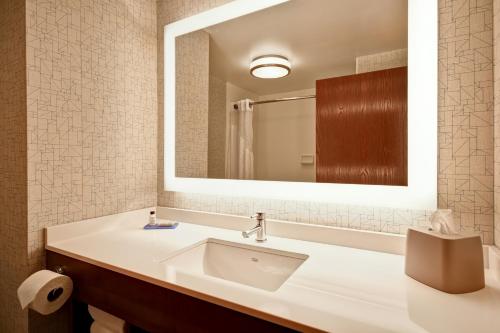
(157, 0, 495, 245)
(161, 192, 433, 235)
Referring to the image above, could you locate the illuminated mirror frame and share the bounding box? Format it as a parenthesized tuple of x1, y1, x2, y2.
(164, 0, 437, 210)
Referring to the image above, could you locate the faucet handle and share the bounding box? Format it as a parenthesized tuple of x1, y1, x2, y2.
(245, 212, 267, 242)
(250, 212, 265, 220)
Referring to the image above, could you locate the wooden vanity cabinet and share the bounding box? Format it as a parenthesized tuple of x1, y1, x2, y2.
(46, 251, 303, 333)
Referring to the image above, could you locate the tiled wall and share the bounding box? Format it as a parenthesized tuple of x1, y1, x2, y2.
(175, 31, 209, 177)
(356, 49, 408, 74)
(438, 0, 494, 244)
(26, 0, 158, 290)
(495, 0, 500, 247)
(162, 192, 435, 233)
(157, 0, 232, 198)
(208, 74, 227, 179)
(0, 1, 28, 331)
(175, 30, 228, 179)
(158, 0, 495, 244)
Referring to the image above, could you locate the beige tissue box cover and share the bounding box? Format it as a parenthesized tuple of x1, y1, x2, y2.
(405, 227, 484, 294)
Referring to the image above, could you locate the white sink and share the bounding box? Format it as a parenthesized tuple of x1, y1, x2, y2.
(161, 238, 308, 291)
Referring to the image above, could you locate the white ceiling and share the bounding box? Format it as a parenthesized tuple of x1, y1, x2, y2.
(204, 0, 407, 95)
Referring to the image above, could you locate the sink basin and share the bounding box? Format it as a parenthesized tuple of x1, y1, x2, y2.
(161, 238, 308, 291)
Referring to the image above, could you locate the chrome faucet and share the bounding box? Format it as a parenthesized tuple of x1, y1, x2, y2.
(242, 212, 267, 242)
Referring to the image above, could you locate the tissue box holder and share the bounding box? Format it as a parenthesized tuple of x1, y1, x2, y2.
(405, 227, 484, 294)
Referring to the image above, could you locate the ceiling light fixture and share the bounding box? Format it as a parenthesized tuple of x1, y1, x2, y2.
(250, 55, 291, 79)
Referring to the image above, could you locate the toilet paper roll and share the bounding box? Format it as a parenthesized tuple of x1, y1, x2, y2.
(17, 270, 73, 315)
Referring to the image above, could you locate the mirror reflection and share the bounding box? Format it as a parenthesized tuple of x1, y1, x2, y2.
(175, 0, 408, 185)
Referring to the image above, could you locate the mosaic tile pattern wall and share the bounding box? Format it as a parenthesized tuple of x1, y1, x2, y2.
(356, 49, 408, 74)
(495, 0, 500, 247)
(158, 0, 495, 244)
(0, 1, 28, 331)
(175, 31, 209, 177)
(26, 0, 158, 274)
(438, 0, 494, 244)
(208, 74, 227, 179)
(162, 192, 435, 233)
(157, 0, 232, 195)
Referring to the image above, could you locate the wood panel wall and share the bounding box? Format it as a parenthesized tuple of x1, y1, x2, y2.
(316, 67, 407, 186)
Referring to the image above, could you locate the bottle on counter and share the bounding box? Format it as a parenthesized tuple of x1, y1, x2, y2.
(149, 210, 157, 225)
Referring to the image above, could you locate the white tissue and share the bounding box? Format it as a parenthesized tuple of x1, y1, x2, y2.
(88, 305, 126, 333)
(17, 270, 73, 315)
(90, 322, 118, 333)
(430, 209, 457, 235)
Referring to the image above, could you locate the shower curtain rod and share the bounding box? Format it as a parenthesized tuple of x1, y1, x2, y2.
(250, 94, 316, 106)
(233, 95, 316, 109)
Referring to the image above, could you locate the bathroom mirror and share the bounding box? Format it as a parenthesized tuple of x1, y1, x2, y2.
(164, 0, 437, 209)
(175, 0, 408, 186)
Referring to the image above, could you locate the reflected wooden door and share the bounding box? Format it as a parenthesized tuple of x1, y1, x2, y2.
(316, 67, 407, 185)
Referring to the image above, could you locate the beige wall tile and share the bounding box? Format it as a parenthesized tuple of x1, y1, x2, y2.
(175, 31, 209, 177)
(208, 74, 227, 179)
(438, 0, 494, 241)
(494, 0, 500, 246)
(20, 1, 158, 330)
(0, 1, 28, 331)
(356, 49, 407, 73)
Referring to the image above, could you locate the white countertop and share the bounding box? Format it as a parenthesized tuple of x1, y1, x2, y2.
(45, 208, 500, 333)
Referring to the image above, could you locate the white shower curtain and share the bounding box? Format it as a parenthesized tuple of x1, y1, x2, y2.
(225, 99, 254, 179)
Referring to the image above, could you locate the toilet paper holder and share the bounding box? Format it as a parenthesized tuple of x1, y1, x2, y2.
(47, 266, 66, 302)
(47, 287, 64, 302)
(53, 266, 64, 274)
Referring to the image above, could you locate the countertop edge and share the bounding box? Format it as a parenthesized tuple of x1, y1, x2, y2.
(45, 245, 326, 333)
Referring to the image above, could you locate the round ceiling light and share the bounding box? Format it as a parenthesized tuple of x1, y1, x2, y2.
(250, 55, 291, 79)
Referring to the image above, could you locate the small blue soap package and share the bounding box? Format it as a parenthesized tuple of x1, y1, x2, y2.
(143, 221, 179, 230)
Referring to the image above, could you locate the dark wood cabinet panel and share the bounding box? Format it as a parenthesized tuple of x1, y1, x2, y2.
(46, 251, 312, 333)
(316, 67, 407, 186)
